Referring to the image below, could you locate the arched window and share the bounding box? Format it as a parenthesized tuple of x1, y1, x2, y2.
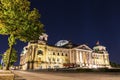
(37, 50, 43, 55)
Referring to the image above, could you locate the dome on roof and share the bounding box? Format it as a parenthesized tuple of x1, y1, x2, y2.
(93, 41, 106, 51)
(93, 45, 106, 51)
(55, 40, 69, 47)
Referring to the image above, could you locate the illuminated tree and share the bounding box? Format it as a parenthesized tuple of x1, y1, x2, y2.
(0, 0, 44, 70)
(3, 48, 17, 66)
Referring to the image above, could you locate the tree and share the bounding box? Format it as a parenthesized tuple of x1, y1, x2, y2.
(0, 0, 44, 70)
(110, 61, 120, 68)
(3, 48, 17, 66)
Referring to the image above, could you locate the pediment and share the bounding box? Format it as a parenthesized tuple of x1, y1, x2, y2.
(75, 44, 92, 50)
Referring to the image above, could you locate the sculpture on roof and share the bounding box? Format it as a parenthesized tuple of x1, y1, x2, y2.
(39, 33, 48, 41)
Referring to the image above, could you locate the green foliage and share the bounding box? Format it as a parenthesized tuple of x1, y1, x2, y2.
(110, 61, 120, 68)
(0, 0, 44, 42)
(0, 64, 2, 69)
(0, 0, 44, 69)
(8, 34, 16, 47)
(3, 48, 17, 66)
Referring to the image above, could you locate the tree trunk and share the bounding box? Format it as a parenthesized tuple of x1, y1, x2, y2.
(6, 45, 13, 70)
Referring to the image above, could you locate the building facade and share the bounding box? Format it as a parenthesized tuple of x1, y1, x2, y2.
(20, 34, 110, 70)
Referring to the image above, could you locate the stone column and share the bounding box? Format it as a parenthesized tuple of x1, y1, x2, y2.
(88, 52, 91, 68)
(80, 52, 83, 67)
(107, 54, 110, 65)
(69, 50, 71, 63)
(103, 54, 106, 66)
(76, 50, 79, 63)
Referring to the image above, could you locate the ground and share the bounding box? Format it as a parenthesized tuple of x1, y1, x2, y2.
(14, 70, 120, 80)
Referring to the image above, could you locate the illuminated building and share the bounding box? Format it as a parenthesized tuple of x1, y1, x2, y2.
(20, 34, 110, 70)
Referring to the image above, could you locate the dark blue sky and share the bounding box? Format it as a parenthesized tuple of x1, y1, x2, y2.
(0, 0, 120, 64)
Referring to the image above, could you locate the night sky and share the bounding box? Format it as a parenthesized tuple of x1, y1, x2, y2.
(0, 0, 120, 64)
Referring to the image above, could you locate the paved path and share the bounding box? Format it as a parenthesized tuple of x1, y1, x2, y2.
(14, 70, 120, 80)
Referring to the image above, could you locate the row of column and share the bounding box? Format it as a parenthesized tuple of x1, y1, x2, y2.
(69, 50, 110, 68)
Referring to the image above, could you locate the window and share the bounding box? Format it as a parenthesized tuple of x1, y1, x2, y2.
(25, 48, 28, 50)
(53, 58, 55, 61)
(37, 50, 43, 55)
(57, 58, 59, 62)
(65, 54, 67, 56)
(53, 52, 55, 55)
(62, 53, 64, 56)
(48, 58, 51, 62)
(58, 53, 59, 56)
